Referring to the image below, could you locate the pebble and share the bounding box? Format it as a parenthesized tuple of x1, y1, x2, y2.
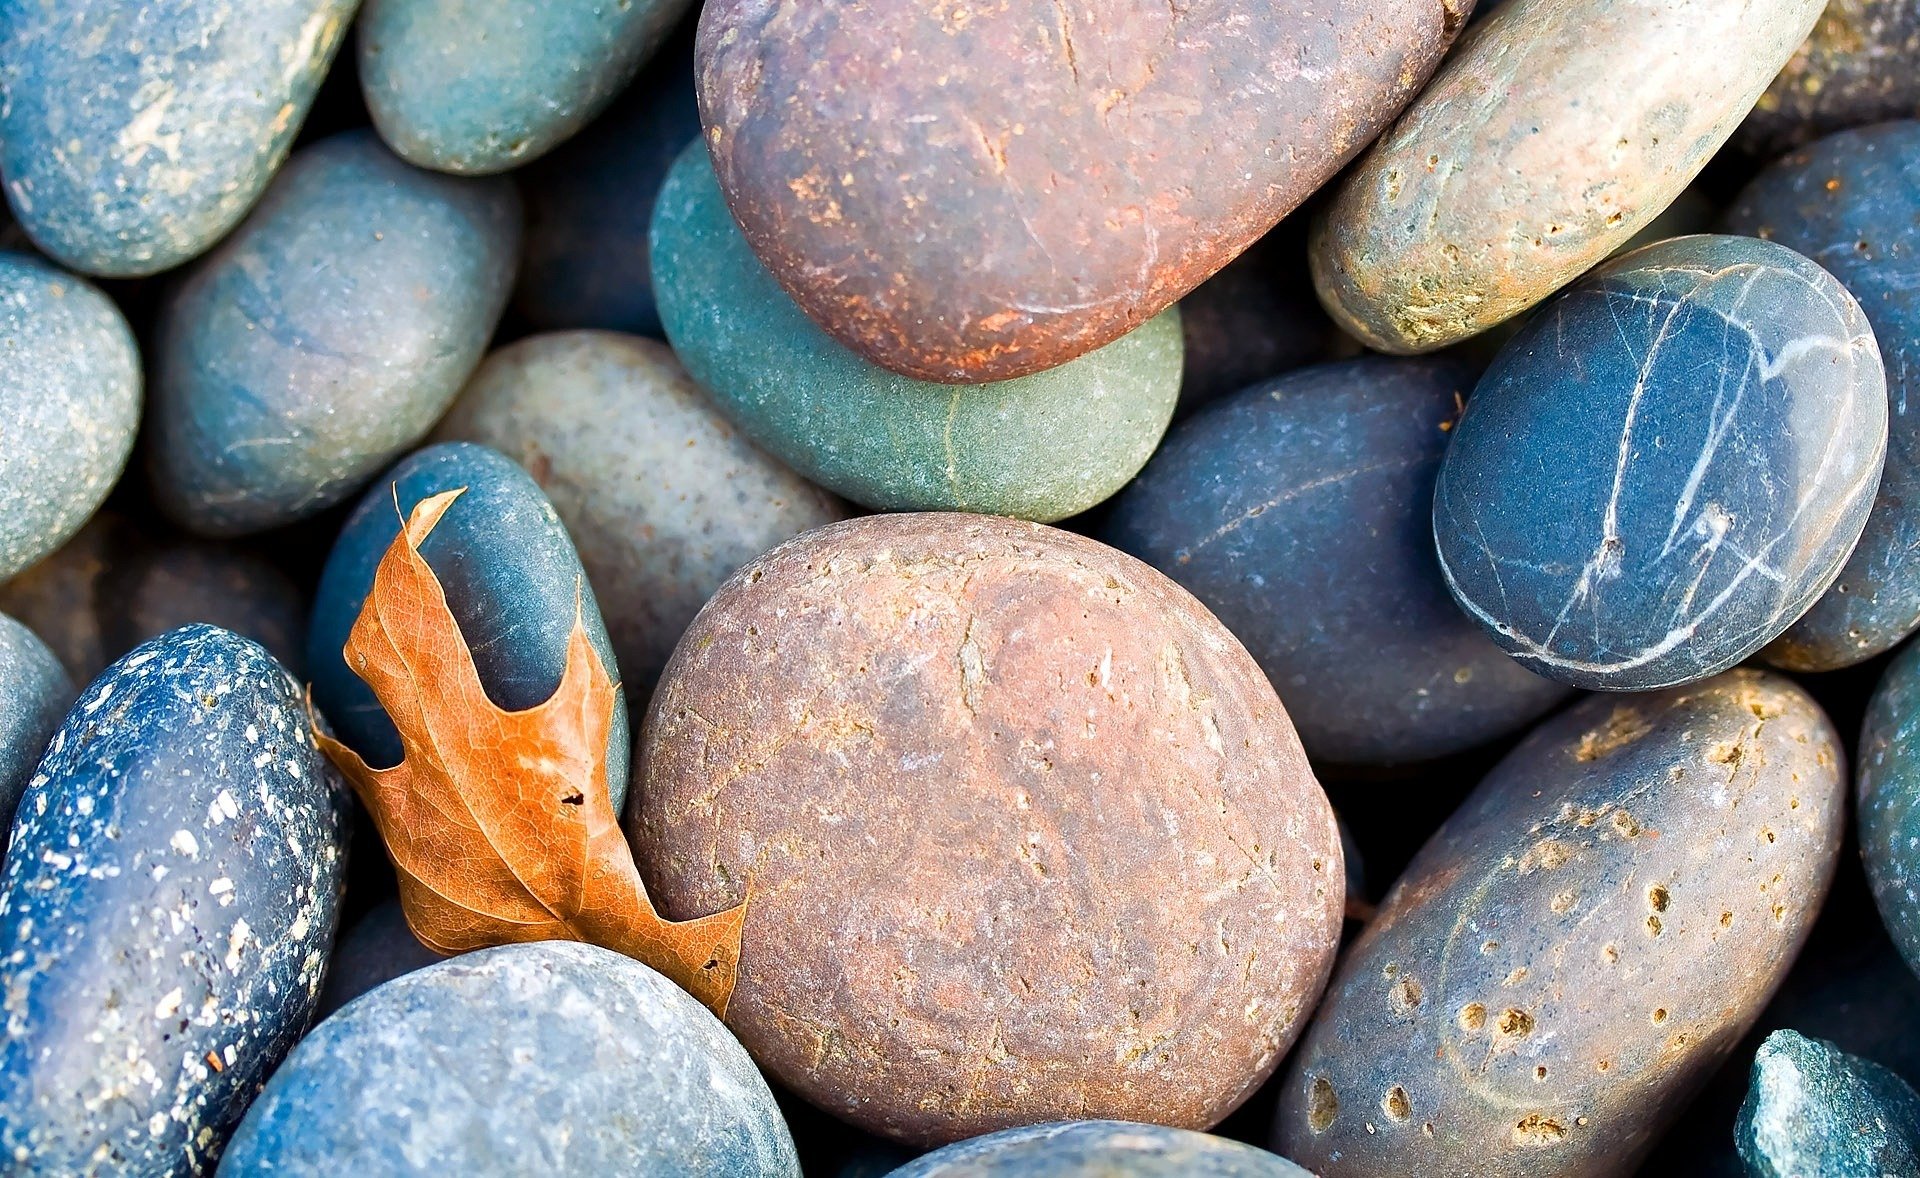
(1312, 0, 1825, 353)
(0, 625, 349, 1175)
(633, 513, 1343, 1145)
(147, 130, 521, 538)
(888, 1121, 1312, 1177)
(0, 0, 355, 276)
(306, 441, 631, 811)
(1737, 0, 1920, 157)
(696, 0, 1470, 381)
(218, 942, 802, 1176)
(1727, 121, 1920, 671)
(651, 144, 1181, 522)
(360, 0, 691, 175)
(0, 252, 141, 582)
(436, 331, 846, 688)
(1735, 1030, 1920, 1177)
(1857, 639, 1920, 978)
(1176, 226, 1348, 414)
(1105, 356, 1569, 765)
(0, 613, 72, 830)
(1433, 235, 1887, 691)
(311, 898, 437, 1021)
(1276, 670, 1846, 1177)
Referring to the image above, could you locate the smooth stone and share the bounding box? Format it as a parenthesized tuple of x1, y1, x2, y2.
(312, 898, 437, 1021)
(218, 942, 802, 1176)
(0, 625, 349, 1174)
(0, 0, 356, 277)
(889, 1122, 1312, 1177)
(0, 614, 71, 829)
(148, 130, 521, 538)
(1858, 639, 1920, 978)
(1275, 671, 1846, 1177)
(652, 145, 1181, 522)
(435, 331, 847, 687)
(1738, 1, 1920, 157)
(1729, 121, 1920, 671)
(0, 513, 308, 685)
(1736, 1030, 1920, 1177)
(1105, 356, 1570, 765)
(307, 441, 631, 810)
(1312, 0, 1824, 354)
(697, 0, 1471, 382)
(513, 33, 701, 335)
(1176, 225, 1347, 414)
(0, 253, 141, 581)
(360, 0, 691, 174)
(1434, 235, 1887, 691)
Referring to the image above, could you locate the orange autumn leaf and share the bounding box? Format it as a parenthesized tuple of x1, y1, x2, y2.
(311, 488, 745, 1017)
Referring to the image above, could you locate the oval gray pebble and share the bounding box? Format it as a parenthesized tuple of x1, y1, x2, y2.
(0, 613, 72, 831)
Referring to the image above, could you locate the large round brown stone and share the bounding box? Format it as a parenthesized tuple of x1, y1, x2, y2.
(695, 0, 1473, 383)
(630, 513, 1343, 1145)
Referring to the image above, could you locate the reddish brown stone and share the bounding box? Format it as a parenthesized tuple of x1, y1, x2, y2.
(630, 513, 1343, 1145)
(695, 0, 1473, 383)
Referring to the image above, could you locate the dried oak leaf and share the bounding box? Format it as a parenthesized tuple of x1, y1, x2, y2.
(311, 488, 744, 1016)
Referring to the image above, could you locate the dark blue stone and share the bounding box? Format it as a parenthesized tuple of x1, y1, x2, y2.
(1434, 234, 1887, 691)
(1728, 121, 1920, 670)
(0, 613, 71, 829)
(888, 1122, 1312, 1177)
(1735, 1030, 1920, 1177)
(307, 442, 631, 810)
(0, 0, 356, 276)
(1859, 638, 1920, 977)
(0, 625, 349, 1174)
(514, 42, 701, 335)
(312, 898, 437, 1021)
(0, 252, 141, 581)
(1105, 356, 1569, 764)
(1176, 226, 1343, 414)
(148, 130, 521, 538)
(360, 0, 692, 174)
(219, 942, 801, 1175)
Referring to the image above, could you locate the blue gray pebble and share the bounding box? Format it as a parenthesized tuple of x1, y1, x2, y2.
(219, 941, 801, 1176)
(1728, 120, 1920, 670)
(0, 625, 349, 1175)
(1434, 234, 1888, 691)
(1858, 638, 1920, 979)
(0, 252, 141, 582)
(0, 0, 357, 277)
(360, 0, 693, 174)
(306, 442, 631, 810)
(311, 898, 437, 1021)
(1735, 1029, 1920, 1177)
(887, 1121, 1312, 1177)
(0, 614, 71, 832)
(147, 130, 520, 538)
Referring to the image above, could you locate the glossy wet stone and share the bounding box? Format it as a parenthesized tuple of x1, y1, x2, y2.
(890, 1121, 1312, 1177)
(362, 0, 690, 175)
(0, 253, 141, 582)
(1736, 1030, 1920, 1177)
(634, 513, 1343, 1146)
(219, 942, 801, 1176)
(0, 625, 349, 1175)
(1275, 671, 1846, 1177)
(0, 0, 356, 277)
(697, 0, 1471, 382)
(1738, 1, 1920, 157)
(1729, 121, 1920, 671)
(513, 34, 700, 334)
(1434, 235, 1887, 691)
(652, 146, 1180, 522)
(435, 331, 846, 687)
(1312, 0, 1824, 353)
(148, 130, 521, 537)
(1858, 640, 1920, 978)
(1105, 356, 1569, 765)
(0, 513, 308, 685)
(312, 898, 437, 1021)
(307, 441, 631, 810)
(1176, 226, 1347, 414)
(0, 614, 71, 829)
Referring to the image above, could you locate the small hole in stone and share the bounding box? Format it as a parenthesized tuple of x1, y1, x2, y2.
(1459, 1002, 1486, 1033)
(1652, 1008, 1668, 1025)
(1647, 885, 1669, 912)
(1382, 1085, 1411, 1122)
(1534, 1065, 1548, 1081)
(1307, 1076, 1339, 1133)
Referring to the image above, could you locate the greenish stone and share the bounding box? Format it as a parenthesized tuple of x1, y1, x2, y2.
(650, 144, 1182, 523)
(1736, 1030, 1920, 1177)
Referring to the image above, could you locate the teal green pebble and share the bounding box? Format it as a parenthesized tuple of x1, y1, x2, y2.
(360, 0, 693, 175)
(146, 131, 521, 538)
(1735, 1030, 1920, 1177)
(0, 253, 141, 582)
(651, 144, 1182, 522)
(0, 0, 357, 277)
(1857, 639, 1920, 978)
